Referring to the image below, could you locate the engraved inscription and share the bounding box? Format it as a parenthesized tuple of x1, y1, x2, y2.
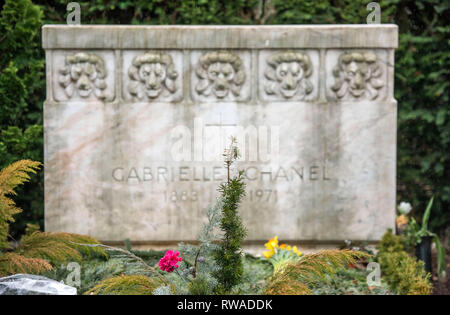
(111, 165, 331, 183)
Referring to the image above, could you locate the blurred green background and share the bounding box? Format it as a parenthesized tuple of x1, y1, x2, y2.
(0, 0, 448, 239)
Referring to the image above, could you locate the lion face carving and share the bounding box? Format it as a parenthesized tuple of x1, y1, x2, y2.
(264, 51, 313, 99)
(195, 51, 246, 99)
(128, 52, 178, 100)
(58, 52, 107, 99)
(331, 52, 384, 100)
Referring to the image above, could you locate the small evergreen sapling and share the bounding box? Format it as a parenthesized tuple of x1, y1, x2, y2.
(213, 137, 247, 293)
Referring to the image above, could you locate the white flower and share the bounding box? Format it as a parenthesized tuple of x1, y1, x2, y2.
(398, 202, 412, 214)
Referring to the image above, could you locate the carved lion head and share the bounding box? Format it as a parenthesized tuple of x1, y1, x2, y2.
(331, 51, 384, 100)
(195, 51, 246, 99)
(58, 52, 107, 99)
(264, 51, 313, 99)
(128, 52, 178, 99)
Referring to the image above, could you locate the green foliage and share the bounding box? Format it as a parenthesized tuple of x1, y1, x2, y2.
(35, 0, 259, 25)
(0, 252, 52, 277)
(0, 126, 43, 238)
(263, 237, 303, 271)
(0, 126, 43, 163)
(177, 199, 223, 294)
(129, 248, 168, 267)
(377, 251, 432, 295)
(0, 64, 27, 127)
(0, 159, 41, 250)
(235, 254, 273, 295)
(77, 244, 163, 278)
(45, 250, 271, 295)
(313, 267, 393, 295)
(377, 229, 407, 254)
(152, 284, 173, 295)
(402, 198, 446, 277)
(170, 140, 248, 295)
(78, 244, 171, 295)
(1, 231, 106, 278)
(45, 247, 167, 294)
(0, 0, 44, 239)
(376, 230, 433, 295)
(0, 159, 108, 277)
(404, 197, 436, 246)
(213, 138, 247, 293)
(393, 2, 450, 233)
(85, 274, 166, 295)
(0, 0, 43, 70)
(267, 249, 302, 272)
(187, 275, 210, 295)
(15, 231, 107, 265)
(264, 250, 368, 295)
(0, 0, 44, 127)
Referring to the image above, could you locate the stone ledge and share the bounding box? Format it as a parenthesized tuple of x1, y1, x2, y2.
(42, 24, 398, 49)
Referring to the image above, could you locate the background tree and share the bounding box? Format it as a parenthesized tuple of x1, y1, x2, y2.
(0, 0, 44, 239)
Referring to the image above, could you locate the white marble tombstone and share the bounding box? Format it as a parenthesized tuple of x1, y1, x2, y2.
(42, 25, 398, 245)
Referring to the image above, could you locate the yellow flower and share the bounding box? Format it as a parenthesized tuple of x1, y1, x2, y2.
(396, 214, 408, 227)
(292, 246, 302, 256)
(286, 245, 292, 251)
(264, 236, 278, 251)
(263, 250, 274, 259)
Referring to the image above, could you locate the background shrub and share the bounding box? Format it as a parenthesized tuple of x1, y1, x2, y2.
(376, 230, 432, 295)
(1, 0, 448, 237)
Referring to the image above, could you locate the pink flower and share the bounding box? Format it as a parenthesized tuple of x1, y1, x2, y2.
(158, 250, 183, 273)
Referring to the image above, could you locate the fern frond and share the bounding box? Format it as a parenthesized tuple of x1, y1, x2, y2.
(84, 274, 167, 295)
(0, 252, 52, 277)
(265, 250, 369, 295)
(15, 231, 107, 265)
(0, 160, 42, 250)
(0, 159, 42, 197)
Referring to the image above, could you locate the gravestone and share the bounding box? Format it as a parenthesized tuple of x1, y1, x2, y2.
(43, 25, 398, 244)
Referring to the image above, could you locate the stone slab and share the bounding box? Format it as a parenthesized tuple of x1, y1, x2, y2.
(43, 25, 398, 243)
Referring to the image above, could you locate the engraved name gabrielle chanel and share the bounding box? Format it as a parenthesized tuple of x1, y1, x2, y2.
(111, 165, 331, 183)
